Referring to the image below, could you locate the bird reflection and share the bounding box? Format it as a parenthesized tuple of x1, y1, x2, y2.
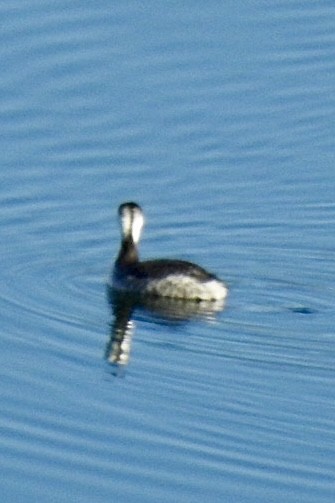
(105, 287, 226, 375)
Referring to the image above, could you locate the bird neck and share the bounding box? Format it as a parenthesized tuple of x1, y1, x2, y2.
(116, 238, 139, 265)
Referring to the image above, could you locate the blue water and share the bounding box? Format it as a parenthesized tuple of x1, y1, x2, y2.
(1, 1, 335, 502)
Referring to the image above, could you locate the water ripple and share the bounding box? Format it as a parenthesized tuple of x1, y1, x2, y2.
(0, 1, 335, 502)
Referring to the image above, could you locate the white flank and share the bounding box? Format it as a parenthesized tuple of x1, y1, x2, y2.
(204, 279, 228, 301)
(145, 274, 228, 301)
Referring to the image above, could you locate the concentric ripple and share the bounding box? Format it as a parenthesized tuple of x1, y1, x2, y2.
(0, 0, 335, 502)
(1, 246, 103, 327)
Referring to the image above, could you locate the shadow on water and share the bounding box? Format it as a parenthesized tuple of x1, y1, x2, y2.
(105, 287, 226, 376)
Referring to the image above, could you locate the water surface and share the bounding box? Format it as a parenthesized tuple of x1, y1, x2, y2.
(0, 1, 335, 502)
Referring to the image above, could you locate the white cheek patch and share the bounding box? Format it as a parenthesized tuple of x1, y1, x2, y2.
(131, 211, 144, 244)
(120, 208, 144, 244)
(120, 211, 132, 238)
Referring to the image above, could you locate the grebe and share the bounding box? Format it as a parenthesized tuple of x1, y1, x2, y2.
(111, 202, 228, 301)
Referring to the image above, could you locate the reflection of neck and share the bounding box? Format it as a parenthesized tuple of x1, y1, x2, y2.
(106, 289, 136, 373)
(116, 238, 139, 265)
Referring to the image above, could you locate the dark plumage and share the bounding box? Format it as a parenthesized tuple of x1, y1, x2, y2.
(111, 202, 228, 301)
